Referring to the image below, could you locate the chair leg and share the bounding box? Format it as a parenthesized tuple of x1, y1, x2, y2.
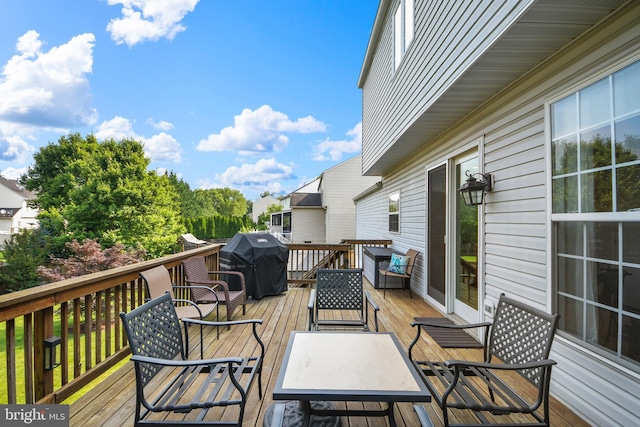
(383, 274, 387, 299)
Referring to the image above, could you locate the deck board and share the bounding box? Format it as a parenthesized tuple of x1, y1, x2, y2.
(70, 283, 588, 427)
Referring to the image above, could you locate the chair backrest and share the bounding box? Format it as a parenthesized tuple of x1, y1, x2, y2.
(488, 294, 559, 386)
(120, 293, 185, 386)
(315, 269, 364, 311)
(140, 265, 175, 300)
(182, 256, 216, 301)
(405, 249, 419, 276)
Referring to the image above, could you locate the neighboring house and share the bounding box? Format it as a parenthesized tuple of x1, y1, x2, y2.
(271, 155, 380, 243)
(251, 194, 280, 224)
(356, 1, 639, 425)
(0, 177, 38, 246)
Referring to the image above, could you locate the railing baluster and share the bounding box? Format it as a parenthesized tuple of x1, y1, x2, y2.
(60, 302, 69, 386)
(95, 291, 102, 365)
(105, 288, 112, 358)
(24, 314, 33, 403)
(84, 294, 92, 371)
(73, 298, 81, 379)
(6, 318, 16, 403)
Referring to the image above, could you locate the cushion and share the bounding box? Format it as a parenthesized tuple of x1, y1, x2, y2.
(387, 253, 410, 275)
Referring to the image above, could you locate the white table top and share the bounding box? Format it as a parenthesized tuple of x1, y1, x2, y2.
(273, 331, 431, 403)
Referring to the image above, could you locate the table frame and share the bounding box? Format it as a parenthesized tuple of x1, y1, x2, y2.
(272, 331, 431, 427)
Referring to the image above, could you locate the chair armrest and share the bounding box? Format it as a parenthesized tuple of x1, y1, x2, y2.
(410, 320, 492, 330)
(183, 318, 263, 327)
(269, 403, 287, 427)
(209, 270, 247, 292)
(413, 405, 435, 427)
(131, 354, 243, 367)
(363, 290, 380, 332)
(308, 289, 316, 310)
(167, 297, 209, 318)
(364, 290, 380, 311)
(307, 289, 316, 331)
(444, 358, 557, 371)
(173, 285, 220, 304)
(409, 320, 492, 360)
(379, 260, 391, 270)
(183, 318, 266, 360)
(183, 279, 226, 290)
(185, 278, 232, 302)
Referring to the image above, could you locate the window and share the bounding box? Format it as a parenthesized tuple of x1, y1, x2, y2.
(283, 212, 292, 233)
(388, 193, 400, 233)
(394, 0, 414, 71)
(551, 60, 640, 369)
(271, 213, 282, 226)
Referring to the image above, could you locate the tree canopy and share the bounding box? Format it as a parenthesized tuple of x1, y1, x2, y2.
(21, 133, 185, 257)
(192, 188, 248, 218)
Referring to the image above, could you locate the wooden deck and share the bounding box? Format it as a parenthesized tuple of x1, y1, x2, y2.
(69, 282, 588, 427)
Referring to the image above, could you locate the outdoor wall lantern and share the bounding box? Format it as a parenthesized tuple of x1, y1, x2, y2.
(458, 171, 493, 206)
(44, 336, 62, 370)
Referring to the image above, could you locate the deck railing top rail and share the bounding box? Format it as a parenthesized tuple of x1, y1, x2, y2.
(0, 245, 223, 321)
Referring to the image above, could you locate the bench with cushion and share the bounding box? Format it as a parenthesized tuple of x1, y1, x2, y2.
(409, 294, 559, 427)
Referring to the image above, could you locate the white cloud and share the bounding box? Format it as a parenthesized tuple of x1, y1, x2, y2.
(312, 122, 362, 161)
(198, 158, 294, 195)
(143, 132, 182, 163)
(147, 118, 174, 131)
(197, 105, 326, 154)
(1, 166, 28, 180)
(0, 134, 34, 163)
(94, 116, 137, 140)
(94, 116, 182, 163)
(107, 0, 200, 47)
(0, 30, 97, 128)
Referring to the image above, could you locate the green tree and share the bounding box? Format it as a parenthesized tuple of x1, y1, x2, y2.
(166, 171, 202, 218)
(0, 229, 50, 292)
(21, 133, 185, 258)
(192, 189, 216, 217)
(195, 188, 247, 217)
(257, 203, 283, 227)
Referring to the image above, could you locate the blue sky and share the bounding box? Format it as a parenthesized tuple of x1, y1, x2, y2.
(0, 0, 378, 200)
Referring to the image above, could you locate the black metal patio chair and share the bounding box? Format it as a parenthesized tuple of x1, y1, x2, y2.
(120, 292, 265, 427)
(308, 268, 380, 332)
(410, 294, 560, 427)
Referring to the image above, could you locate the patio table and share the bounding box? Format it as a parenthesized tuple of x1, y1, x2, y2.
(270, 331, 431, 427)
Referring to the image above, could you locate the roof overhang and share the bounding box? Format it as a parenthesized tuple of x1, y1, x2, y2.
(358, 0, 628, 176)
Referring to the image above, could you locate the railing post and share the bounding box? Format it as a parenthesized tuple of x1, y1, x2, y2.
(34, 306, 54, 401)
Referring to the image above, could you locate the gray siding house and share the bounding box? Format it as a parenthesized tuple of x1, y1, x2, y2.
(356, 0, 639, 425)
(271, 155, 380, 243)
(0, 177, 38, 245)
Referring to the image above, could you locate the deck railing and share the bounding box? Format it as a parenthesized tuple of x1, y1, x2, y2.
(0, 245, 222, 405)
(285, 240, 391, 287)
(0, 239, 391, 405)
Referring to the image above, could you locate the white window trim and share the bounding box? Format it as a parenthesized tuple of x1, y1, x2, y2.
(394, 0, 415, 71)
(388, 192, 400, 233)
(545, 54, 640, 372)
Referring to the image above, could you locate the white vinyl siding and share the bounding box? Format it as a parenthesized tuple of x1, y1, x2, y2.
(322, 155, 380, 244)
(357, 2, 640, 424)
(291, 208, 325, 243)
(361, 0, 534, 175)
